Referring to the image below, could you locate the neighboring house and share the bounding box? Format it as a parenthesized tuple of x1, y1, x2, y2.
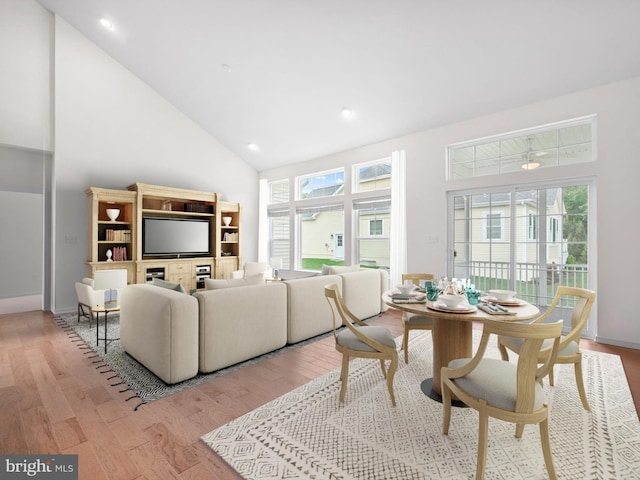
(453, 189, 566, 281)
(301, 164, 392, 268)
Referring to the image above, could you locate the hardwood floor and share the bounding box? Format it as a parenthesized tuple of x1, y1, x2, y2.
(1, 309, 639, 479)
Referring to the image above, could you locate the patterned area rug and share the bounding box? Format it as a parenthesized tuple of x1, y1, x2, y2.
(202, 331, 640, 479)
(54, 312, 333, 410)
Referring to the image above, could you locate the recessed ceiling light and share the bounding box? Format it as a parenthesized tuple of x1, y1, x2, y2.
(341, 107, 353, 118)
(221, 64, 231, 72)
(247, 143, 259, 151)
(99, 18, 114, 30)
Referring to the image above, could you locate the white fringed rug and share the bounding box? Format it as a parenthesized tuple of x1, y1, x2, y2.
(202, 331, 640, 479)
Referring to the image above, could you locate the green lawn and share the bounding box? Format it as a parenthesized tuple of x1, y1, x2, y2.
(301, 258, 344, 270)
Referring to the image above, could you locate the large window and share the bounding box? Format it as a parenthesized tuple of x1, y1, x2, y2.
(265, 157, 393, 274)
(448, 116, 595, 180)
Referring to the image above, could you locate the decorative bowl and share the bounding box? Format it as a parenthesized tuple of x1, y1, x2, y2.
(396, 284, 414, 295)
(222, 216, 232, 226)
(488, 289, 517, 301)
(106, 208, 120, 222)
(438, 294, 466, 308)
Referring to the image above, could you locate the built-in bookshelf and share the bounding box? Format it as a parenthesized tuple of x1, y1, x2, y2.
(86, 183, 242, 286)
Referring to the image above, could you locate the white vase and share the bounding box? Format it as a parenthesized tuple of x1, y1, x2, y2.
(223, 216, 232, 226)
(106, 208, 120, 222)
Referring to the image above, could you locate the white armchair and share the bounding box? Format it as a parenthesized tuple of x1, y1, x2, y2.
(75, 278, 102, 324)
(74, 269, 128, 323)
(230, 261, 271, 281)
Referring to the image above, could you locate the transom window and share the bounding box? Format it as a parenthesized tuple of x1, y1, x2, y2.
(269, 180, 289, 204)
(353, 158, 391, 192)
(448, 116, 595, 180)
(296, 169, 344, 200)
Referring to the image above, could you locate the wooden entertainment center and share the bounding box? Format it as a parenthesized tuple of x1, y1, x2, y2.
(86, 183, 242, 291)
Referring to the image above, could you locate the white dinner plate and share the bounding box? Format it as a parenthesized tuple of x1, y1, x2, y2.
(480, 296, 525, 306)
(428, 302, 477, 314)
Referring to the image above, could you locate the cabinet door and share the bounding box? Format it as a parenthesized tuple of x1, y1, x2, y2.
(215, 257, 239, 279)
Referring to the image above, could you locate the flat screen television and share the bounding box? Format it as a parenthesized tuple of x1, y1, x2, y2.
(142, 217, 210, 257)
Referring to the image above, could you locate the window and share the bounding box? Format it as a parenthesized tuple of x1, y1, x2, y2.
(268, 209, 290, 270)
(528, 213, 538, 240)
(265, 154, 396, 275)
(296, 169, 344, 200)
(484, 212, 503, 240)
(549, 217, 559, 243)
(296, 204, 344, 270)
(269, 180, 289, 204)
(354, 199, 390, 270)
(369, 219, 383, 236)
(353, 158, 391, 192)
(448, 116, 595, 180)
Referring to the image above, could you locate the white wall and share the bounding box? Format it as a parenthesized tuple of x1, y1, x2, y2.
(261, 77, 640, 349)
(0, 191, 43, 298)
(52, 17, 259, 311)
(0, 0, 52, 151)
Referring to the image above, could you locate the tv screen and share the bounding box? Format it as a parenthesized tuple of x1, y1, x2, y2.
(143, 217, 210, 257)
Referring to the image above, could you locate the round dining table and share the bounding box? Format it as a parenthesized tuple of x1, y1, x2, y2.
(382, 291, 540, 403)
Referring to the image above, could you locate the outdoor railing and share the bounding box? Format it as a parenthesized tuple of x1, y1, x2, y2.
(456, 260, 589, 306)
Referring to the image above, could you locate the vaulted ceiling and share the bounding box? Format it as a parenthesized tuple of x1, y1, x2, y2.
(36, 0, 640, 171)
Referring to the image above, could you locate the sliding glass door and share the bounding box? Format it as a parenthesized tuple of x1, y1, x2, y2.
(449, 180, 595, 337)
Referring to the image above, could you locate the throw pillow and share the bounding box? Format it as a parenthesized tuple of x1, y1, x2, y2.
(151, 277, 187, 294)
(204, 273, 264, 290)
(321, 264, 331, 276)
(327, 265, 361, 275)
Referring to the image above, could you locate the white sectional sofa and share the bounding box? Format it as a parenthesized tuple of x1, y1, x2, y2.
(119, 267, 389, 384)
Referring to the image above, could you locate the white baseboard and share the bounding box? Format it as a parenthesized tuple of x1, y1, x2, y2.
(0, 295, 42, 315)
(594, 336, 640, 351)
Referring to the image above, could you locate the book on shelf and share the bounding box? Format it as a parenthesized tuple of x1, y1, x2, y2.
(104, 229, 131, 242)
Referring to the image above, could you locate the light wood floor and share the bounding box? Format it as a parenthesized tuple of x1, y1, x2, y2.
(1, 310, 638, 479)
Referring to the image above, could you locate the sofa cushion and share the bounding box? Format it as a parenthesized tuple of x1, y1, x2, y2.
(285, 274, 342, 343)
(152, 277, 187, 294)
(339, 269, 386, 319)
(196, 282, 288, 373)
(326, 265, 361, 275)
(204, 273, 263, 290)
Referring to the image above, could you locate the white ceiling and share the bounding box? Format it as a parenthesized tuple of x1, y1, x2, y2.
(36, 0, 640, 172)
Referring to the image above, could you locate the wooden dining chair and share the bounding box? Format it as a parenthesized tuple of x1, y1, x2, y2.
(442, 318, 563, 480)
(324, 284, 399, 406)
(497, 286, 596, 411)
(400, 273, 435, 363)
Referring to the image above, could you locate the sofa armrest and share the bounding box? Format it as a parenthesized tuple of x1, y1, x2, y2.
(120, 284, 199, 384)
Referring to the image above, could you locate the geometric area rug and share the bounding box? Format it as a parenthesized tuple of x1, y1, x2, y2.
(201, 331, 640, 479)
